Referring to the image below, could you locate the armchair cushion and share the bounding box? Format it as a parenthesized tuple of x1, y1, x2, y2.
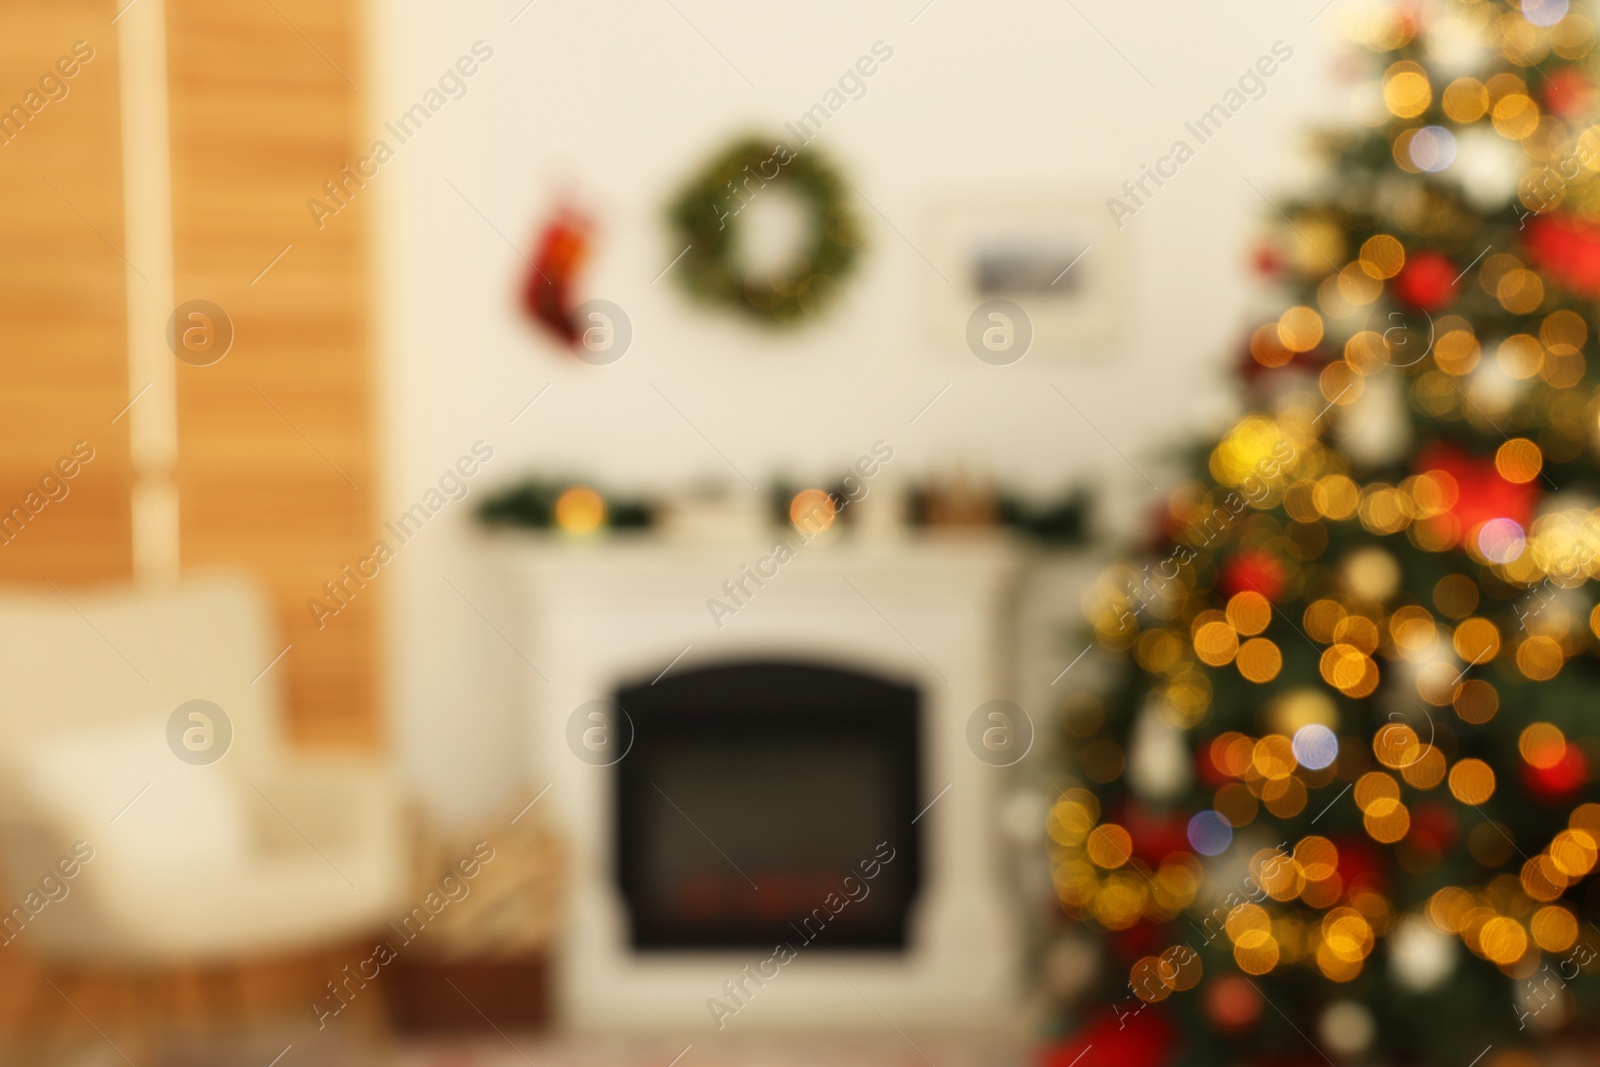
(16, 720, 250, 876)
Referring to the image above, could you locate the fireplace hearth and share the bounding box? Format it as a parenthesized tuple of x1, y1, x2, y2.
(615, 660, 921, 951)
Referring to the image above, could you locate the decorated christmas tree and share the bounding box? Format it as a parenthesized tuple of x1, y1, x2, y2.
(1046, 3, 1600, 1065)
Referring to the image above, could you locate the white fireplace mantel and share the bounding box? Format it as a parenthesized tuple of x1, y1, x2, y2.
(500, 531, 1032, 1034)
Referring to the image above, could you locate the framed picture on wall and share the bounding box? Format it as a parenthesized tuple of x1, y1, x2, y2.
(926, 197, 1129, 360)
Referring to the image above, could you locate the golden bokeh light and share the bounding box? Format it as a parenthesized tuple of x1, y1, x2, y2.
(789, 488, 837, 532)
(1552, 14, 1597, 59)
(1364, 802, 1411, 843)
(1453, 618, 1501, 665)
(1356, 771, 1401, 816)
(1541, 309, 1588, 350)
(1519, 723, 1567, 769)
(1479, 917, 1529, 966)
(1195, 620, 1240, 667)
(1491, 93, 1540, 139)
(1253, 735, 1298, 780)
(1338, 262, 1383, 305)
(1256, 846, 1303, 900)
(1543, 346, 1586, 388)
(1572, 803, 1600, 837)
(1523, 855, 1570, 902)
(1428, 887, 1474, 933)
(1322, 908, 1375, 963)
(1324, 361, 1363, 406)
(1226, 591, 1273, 635)
(1442, 77, 1489, 122)
(1374, 723, 1422, 769)
(1434, 329, 1482, 375)
(1321, 644, 1379, 696)
(1516, 635, 1564, 680)
(1290, 841, 1338, 891)
(1315, 476, 1361, 521)
(1531, 905, 1579, 953)
(1401, 745, 1447, 790)
(1344, 330, 1389, 374)
(1549, 830, 1597, 879)
(1226, 902, 1271, 941)
(1384, 64, 1433, 118)
(1048, 789, 1099, 846)
(1495, 438, 1543, 483)
(1159, 945, 1204, 991)
(1333, 615, 1380, 655)
(554, 485, 607, 534)
(1390, 606, 1440, 660)
(1449, 758, 1497, 805)
(1359, 234, 1406, 279)
(1251, 322, 1295, 368)
(1453, 678, 1499, 723)
(1135, 628, 1182, 673)
(1130, 956, 1174, 1003)
(1497, 267, 1545, 313)
(1304, 599, 1347, 642)
(1237, 638, 1284, 683)
(1235, 931, 1280, 975)
(1278, 306, 1325, 352)
(1086, 823, 1133, 869)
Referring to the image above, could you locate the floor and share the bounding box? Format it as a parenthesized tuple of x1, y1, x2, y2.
(0, 949, 1025, 1066)
(6, 1032, 1028, 1067)
(395, 1034, 1028, 1067)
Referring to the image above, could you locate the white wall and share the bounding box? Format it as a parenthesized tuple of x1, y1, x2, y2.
(370, 0, 1346, 823)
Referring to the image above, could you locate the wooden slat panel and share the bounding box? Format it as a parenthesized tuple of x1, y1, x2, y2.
(0, 1, 134, 584)
(167, 0, 378, 749)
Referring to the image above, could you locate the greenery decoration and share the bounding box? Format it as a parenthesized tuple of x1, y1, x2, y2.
(668, 135, 862, 326)
(477, 480, 652, 531)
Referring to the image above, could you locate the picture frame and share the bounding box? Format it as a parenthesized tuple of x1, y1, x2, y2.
(927, 196, 1129, 359)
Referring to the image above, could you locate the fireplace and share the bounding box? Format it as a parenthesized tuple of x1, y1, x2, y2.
(615, 660, 921, 951)
(503, 535, 1025, 1031)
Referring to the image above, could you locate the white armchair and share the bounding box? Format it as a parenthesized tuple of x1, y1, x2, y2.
(0, 575, 409, 968)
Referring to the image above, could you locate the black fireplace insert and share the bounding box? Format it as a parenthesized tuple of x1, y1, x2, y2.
(614, 659, 922, 950)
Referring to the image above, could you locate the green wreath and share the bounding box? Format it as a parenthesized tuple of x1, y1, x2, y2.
(668, 136, 863, 327)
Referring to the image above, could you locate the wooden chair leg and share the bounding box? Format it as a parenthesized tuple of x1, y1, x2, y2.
(115, 967, 158, 1066)
(5, 963, 58, 1063)
(40, 963, 96, 1065)
(201, 961, 246, 1041)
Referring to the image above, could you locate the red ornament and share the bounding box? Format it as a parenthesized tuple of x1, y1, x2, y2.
(1198, 741, 1231, 789)
(1220, 550, 1287, 602)
(1204, 974, 1262, 1031)
(521, 205, 593, 347)
(1544, 68, 1594, 121)
(1408, 802, 1458, 855)
(1523, 745, 1589, 801)
(1123, 804, 1192, 866)
(1332, 834, 1386, 895)
(1390, 251, 1458, 311)
(1039, 1006, 1177, 1067)
(1525, 215, 1600, 298)
(1107, 922, 1167, 964)
(1415, 443, 1540, 543)
(1251, 240, 1288, 278)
